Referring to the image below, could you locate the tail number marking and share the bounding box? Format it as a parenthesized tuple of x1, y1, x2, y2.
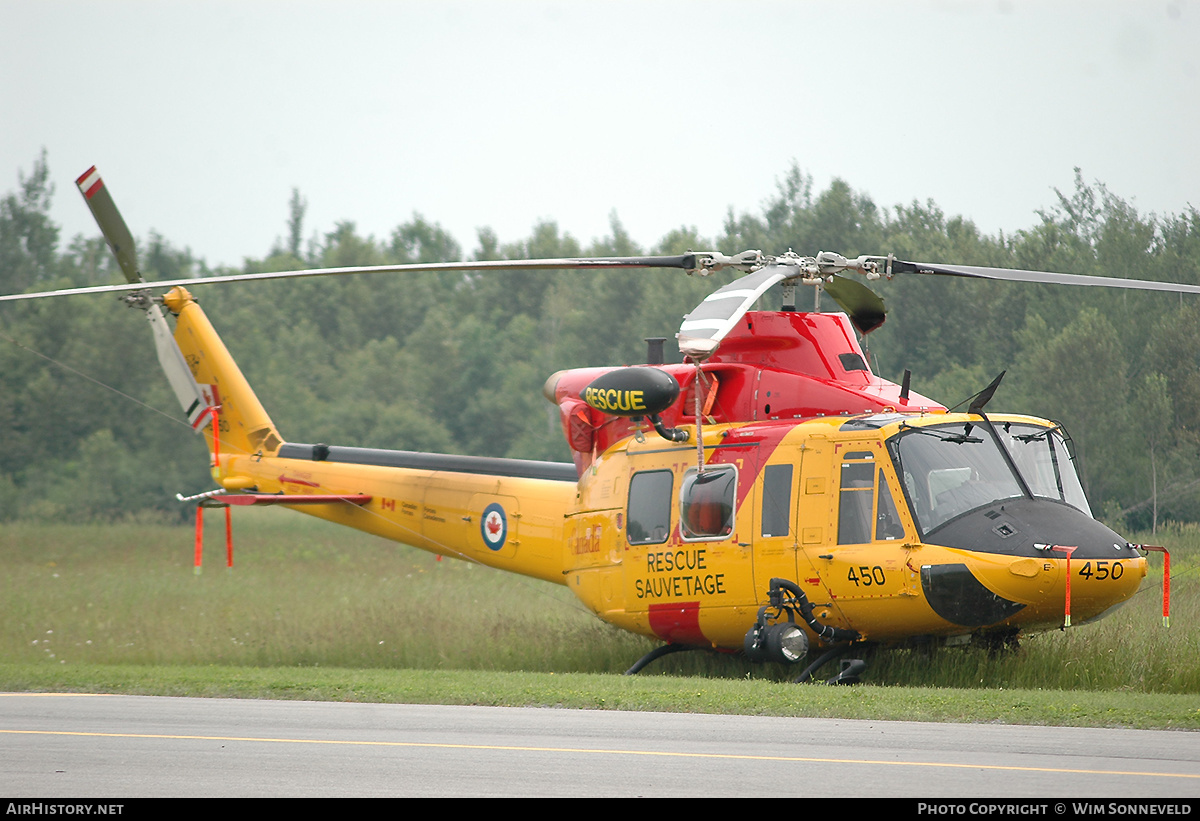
(847, 565, 887, 586)
(1077, 561, 1124, 581)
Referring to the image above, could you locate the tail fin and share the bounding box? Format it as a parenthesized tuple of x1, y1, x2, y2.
(162, 287, 283, 476)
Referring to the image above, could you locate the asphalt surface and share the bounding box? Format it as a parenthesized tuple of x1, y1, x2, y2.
(2, 693, 1199, 798)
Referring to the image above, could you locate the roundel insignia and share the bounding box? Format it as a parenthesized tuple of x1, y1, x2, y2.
(480, 502, 508, 551)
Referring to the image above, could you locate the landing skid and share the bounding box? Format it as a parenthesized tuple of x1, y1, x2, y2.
(624, 643, 700, 675)
(792, 644, 869, 684)
(624, 641, 869, 683)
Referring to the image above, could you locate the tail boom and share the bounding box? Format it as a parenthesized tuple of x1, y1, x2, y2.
(165, 286, 573, 584)
(224, 447, 575, 584)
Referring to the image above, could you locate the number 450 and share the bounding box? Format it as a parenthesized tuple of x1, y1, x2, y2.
(1078, 560, 1123, 580)
(847, 565, 886, 586)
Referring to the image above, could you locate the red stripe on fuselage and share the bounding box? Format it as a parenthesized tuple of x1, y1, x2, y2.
(648, 601, 705, 645)
(703, 422, 792, 509)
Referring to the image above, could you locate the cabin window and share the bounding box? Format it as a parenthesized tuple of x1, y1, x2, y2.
(680, 465, 737, 540)
(761, 464, 793, 538)
(838, 458, 875, 544)
(627, 470, 674, 545)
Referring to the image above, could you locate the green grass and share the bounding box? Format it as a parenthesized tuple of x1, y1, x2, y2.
(1, 662, 1198, 729)
(2, 511, 1198, 729)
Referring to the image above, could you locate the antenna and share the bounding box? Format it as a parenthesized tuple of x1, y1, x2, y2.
(968, 371, 1006, 416)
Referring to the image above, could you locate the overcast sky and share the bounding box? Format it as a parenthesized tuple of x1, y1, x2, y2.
(2, 0, 1197, 269)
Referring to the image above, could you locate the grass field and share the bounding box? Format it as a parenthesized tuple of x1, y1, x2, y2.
(2, 510, 1197, 728)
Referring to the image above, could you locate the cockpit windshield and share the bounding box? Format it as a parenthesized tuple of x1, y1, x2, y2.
(887, 420, 1091, 535)
(887, 423, 1023, 533)
(996, 422, 1092, 516)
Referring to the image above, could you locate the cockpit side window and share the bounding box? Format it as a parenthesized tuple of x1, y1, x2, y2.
(838, 456, 875, 544)
(876, 471, 905, 540)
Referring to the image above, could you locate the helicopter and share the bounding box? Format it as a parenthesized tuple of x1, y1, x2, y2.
(2, 166, 1189, 683)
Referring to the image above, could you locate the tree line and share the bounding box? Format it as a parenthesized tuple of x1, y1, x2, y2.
(2, 153, 1199, 531)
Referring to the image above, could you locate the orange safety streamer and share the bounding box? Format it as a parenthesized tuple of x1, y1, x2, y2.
(225, 506, 234, 568)
(193, 502, 235, 571)
(210, 405, 221, 468)
(1135, 544, 1171, 627)
(1050, 545, 1077, 627)
(194, 504, 204, 573)
(702, 372, 720, 417)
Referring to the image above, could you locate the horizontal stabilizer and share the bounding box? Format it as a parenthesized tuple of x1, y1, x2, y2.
(204, 493, 373, 507)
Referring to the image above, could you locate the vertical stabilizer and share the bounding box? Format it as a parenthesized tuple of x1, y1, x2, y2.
(162, 287, 283, 469)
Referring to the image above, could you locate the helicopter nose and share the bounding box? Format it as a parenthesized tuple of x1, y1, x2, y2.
(926, 497, 1138, 562)
(921, 498, 1145, 629)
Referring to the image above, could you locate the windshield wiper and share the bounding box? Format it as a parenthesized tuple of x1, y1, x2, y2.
(899, 423, 983, 444)
(1011, 424, 1064, 443)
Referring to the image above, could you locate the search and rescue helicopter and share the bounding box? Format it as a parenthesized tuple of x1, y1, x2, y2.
(2, 166, 1189, 682)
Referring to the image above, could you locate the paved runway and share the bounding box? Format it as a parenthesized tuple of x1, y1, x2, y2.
(2, 693, 1199, 797)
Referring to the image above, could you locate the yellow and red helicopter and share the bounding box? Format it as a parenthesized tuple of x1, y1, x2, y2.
(3, 166, 1189, 682)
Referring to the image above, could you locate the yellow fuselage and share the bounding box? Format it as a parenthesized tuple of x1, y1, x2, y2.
(215, 414, 1145, 651)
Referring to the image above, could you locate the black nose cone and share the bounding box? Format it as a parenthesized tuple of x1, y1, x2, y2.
(923, 497, 1134, 561)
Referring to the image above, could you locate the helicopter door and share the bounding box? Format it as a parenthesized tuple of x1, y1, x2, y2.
(752, 462, 800, 595)
(623, 468, 676, 614)
(813, 449, 909, 605)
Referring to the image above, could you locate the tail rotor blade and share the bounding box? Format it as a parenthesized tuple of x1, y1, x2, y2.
(75, 166, 141, 284)
(75, 167, 212, 429)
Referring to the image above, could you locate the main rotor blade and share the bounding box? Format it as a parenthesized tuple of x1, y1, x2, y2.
(677, 264, 792, 359)
(0, 254, 704, 303)
(76, 166, 141, 284)
(892, 259, 1200, 295)
(822, 274, 887, 335)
